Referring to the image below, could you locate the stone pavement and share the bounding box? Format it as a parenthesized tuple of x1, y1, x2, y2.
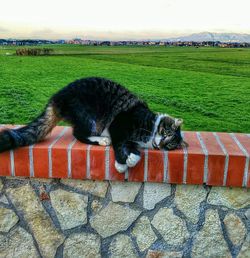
(0, 177, 249, 257)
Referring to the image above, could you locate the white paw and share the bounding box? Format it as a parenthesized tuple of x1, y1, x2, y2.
(99, 137, 111, 146)
(115, 161, 128, 173)
(126, 153, 141, 167)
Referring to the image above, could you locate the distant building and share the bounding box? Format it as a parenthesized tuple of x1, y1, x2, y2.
(0, 38, 249, 48)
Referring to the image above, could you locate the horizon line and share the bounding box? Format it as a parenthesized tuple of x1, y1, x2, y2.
(1, 31, 250, 42)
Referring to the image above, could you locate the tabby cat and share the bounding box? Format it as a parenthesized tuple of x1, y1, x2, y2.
(0, 77, 187, 172)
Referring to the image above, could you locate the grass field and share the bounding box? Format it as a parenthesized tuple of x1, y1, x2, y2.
(0, 45, 250, 133)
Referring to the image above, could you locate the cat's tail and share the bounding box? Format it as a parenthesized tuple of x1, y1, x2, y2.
(0, 103, 61, 153)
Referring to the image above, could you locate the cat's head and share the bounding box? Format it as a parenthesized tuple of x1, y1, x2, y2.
(152, 115, 188, 150)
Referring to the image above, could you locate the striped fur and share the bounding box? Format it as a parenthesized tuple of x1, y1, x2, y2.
(0, 103, 60, 153)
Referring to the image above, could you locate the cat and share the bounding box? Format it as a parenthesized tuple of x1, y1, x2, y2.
(0, 77, 187, 173)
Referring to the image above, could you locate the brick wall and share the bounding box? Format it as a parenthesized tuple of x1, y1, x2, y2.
(0, 125, 249, 188)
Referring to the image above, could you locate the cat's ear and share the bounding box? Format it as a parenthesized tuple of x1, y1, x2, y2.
(172, 118, 183, 129)
(175, 118, 183, 127)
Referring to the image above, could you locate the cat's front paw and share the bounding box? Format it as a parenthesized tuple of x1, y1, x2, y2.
(99, 137, 111, 146)
(126, 153, 141, 167)
(115, 161, 128, 173)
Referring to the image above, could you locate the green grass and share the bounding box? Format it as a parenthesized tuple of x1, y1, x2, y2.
(0, 45, 250, 132)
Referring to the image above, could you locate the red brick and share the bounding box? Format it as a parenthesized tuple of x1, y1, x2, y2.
(217, 133, 246, 187)
(0, 151, 12, 176)
(128, 150, 145, 182)
(200, 132, 226, 186)
(32, 126, 65, 178)
(233, 134, 250, 188)
(71, 141, 87, 179)
(13, 146, 30, 177)
(147, 150, 164, 182)
(168, 149, 184, 184)
(51, 128, 74, 178)
(89, 146, 105, 180)
(184, 132, 205, 184)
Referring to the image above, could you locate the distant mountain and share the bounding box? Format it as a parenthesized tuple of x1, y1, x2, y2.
(165, 32, 250, 42)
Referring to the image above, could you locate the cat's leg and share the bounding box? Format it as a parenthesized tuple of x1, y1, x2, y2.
(108, 118, 129, 172)
(95, 127, 112, 146)
(112, 143, 129, 173)
(125, 142, 141, 168)
(109, 117, 141, 172)
(73, 125, 99, 145)
(87, 136, 111, 146)
(88, 127, 111, 146)
(112, 141, 141, 173)
(126, 146, 141, 168)
(73, 123, 111, 146)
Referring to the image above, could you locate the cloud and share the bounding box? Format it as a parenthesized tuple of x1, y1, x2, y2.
(29, 28, 62, 39)
(0, 26, 9, 33)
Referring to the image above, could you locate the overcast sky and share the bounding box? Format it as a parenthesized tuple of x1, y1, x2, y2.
(1, 0, 250, 40)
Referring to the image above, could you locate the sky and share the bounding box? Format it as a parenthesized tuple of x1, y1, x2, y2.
(1, 0, 250, 40)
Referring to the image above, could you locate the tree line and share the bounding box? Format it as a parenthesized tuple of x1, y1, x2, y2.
(16, 48, 54, 56)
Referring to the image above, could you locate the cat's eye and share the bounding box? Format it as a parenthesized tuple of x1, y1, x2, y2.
(160, 128, 166, 135)
(160, 128, 172, 138)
